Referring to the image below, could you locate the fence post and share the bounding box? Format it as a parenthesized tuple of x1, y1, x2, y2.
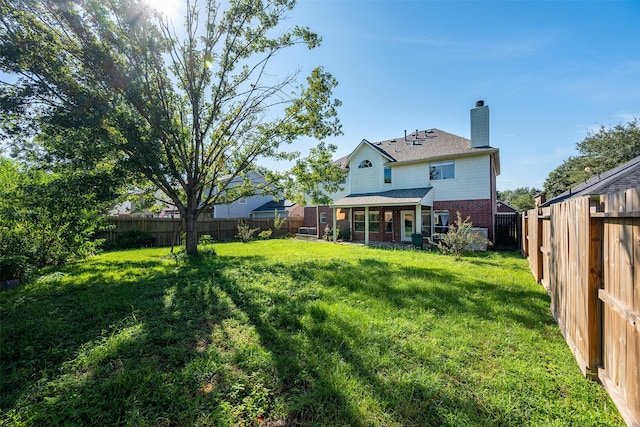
(587, 215, 604, 377)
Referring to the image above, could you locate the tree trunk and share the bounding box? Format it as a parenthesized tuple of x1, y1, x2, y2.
(184, 210, 199, 255)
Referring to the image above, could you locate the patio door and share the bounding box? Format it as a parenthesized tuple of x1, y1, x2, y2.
(401, 211, 414, 242)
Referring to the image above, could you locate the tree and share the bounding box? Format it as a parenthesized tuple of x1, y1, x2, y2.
(0, 158, 109, 268)
(497, 187, 540, 211)
(0, 0, 343, 255)
(544, 118, 640, 198)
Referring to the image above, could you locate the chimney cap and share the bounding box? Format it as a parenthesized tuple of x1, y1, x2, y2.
(475, 100, 485, 107)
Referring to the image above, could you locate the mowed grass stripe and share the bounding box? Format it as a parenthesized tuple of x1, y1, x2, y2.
(0, 240, 623, 426)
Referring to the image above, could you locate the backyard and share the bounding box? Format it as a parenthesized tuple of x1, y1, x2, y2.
(0, 239, 624, 426)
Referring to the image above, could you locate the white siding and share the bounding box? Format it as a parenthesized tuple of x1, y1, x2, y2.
(323, 175, 350, 204)
(429, 155, 490, 201)
(393, 162, 429, 190)
(350, 145, 385, 194)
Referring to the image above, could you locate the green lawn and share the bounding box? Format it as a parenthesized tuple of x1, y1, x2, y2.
(0, 240, 623, 426)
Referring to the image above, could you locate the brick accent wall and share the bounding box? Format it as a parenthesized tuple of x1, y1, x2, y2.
(303, 206, 349, 236)
(433, 199, 494, 241)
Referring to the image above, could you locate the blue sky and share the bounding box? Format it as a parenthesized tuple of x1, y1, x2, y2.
(276, 0, 640, 191)
(4, 0, 638, 192)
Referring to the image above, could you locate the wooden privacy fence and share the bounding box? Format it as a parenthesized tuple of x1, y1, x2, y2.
(522, 187, 640, 427)
(106, 216, 304, 246)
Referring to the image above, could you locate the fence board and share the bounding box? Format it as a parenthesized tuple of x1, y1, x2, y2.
(522, 186, 640, 426)
(106, 216, 304, 246)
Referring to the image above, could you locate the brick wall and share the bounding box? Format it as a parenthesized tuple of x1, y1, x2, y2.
(303, 206, 349, 235)
(433, 199, 494, 240)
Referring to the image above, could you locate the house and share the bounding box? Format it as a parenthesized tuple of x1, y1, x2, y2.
(542, 155, 640, 207)
(111, 171, 292, 219)
(304, 101, 500, 244)
(211, 171, 279, 218)
(250, 199, 301, 219)
(497, 200, 519, 214)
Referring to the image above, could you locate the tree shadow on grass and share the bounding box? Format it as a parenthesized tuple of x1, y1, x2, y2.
(0, 248, 587, 426)
(209, 253, 558, 426)
(1, 254, 245, 425)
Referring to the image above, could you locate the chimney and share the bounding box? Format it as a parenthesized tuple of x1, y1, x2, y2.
(470, 100, 489, 148)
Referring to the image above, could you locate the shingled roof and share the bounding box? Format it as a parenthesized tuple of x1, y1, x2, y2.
(336, 128, 499, 172)
(544, 155, 640, 205)
(332, 188, 433, 207)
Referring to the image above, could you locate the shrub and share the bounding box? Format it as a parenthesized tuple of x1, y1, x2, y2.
(258, 229, 273, 240)
(199, 234, 215, 245)
(0, 255, 32, 285)
(272, 210, 287, 232)
(236, 221, 260, 243)
(338, 226, 351, 241)
(104, 230, 157, 250)
(436, 211, 491, 259)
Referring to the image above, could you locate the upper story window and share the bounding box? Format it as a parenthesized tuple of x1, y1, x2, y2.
(384, 167, 392, 184)
(358, 160, 373, 168)
(238, 197, 247, 204)
(429, 160, 455, 180)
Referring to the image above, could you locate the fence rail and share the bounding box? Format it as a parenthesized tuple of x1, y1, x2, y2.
(522, 187, 640, 427)
(105, 216, 304, 246)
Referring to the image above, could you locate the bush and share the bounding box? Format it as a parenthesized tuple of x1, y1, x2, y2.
(258, 229, 273, 240)
(0, 159, 113, 267)
(0, 255, 32, 285)
(199, 234, 215, 245)
(338, 226, 351, 241)
(236, 221, 259, 243)
(104, 230, 157, 250)
(436, 211, 491, 259)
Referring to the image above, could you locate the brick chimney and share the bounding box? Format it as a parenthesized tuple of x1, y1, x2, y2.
(470, 100, 490, 148)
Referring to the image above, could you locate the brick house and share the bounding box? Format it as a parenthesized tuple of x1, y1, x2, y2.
(304, 101, 500, 244)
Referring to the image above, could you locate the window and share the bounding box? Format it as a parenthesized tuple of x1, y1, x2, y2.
(384, 211, 393, 233)
(238, 197, 247, 204)
(429, 160, 455, 180)
(421, 212, 432, 237)
(434, 210, 449, 233)
(384, 167, 392, 184)
(358, 160, 373, 168)
(319, 212, 327, 224)
(354, 211, 365, 231)
(369, 211, 380, 232)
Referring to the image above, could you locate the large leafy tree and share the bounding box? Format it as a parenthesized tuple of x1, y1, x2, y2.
(0, 0, 343, 254)
(544, 118, 640, 198)
(0, 158, 110, 267)
(497, 187, 540, 211)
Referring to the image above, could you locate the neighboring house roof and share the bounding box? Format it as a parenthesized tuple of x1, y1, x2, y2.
(497, 200, 518, 213)
(345, 128, 500, 172)
(544, 155, 640, 206)
(332, 188, 433, 208)
(252, 199, 293, 213)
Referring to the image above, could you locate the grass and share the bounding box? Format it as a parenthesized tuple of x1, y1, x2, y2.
(0, 239, 624, 426)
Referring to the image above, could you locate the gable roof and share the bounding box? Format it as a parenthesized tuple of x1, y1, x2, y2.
(252, 199, 293, 213)
(342, 128, 499, 171)
(544, 155, 640, 205)
(497, 200, 519, 213)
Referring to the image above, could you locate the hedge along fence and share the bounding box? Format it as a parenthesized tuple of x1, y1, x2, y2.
(105, 216, 305, 247)
(522, 187, 640, 427)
